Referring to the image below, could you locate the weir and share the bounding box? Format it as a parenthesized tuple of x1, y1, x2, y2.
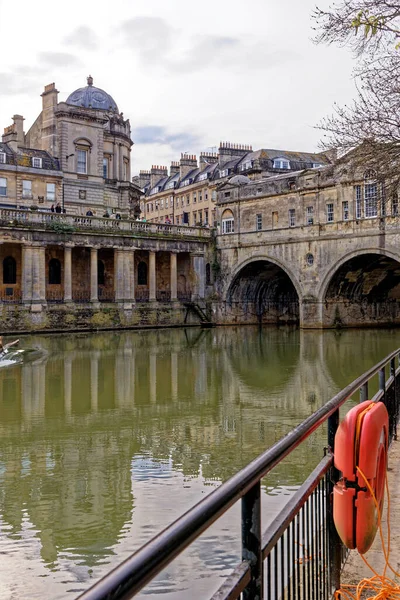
(77, 349, 400, 600)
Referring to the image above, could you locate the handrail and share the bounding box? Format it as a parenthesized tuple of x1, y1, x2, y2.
(78, 347, 400, 600)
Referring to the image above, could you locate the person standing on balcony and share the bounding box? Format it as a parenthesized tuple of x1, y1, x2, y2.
(55, 203, 62, 213)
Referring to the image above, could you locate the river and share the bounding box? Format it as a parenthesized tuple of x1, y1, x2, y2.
(0, 326, 399, 599)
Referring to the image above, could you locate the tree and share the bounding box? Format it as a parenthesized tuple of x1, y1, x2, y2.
(314, 1, 400, 195)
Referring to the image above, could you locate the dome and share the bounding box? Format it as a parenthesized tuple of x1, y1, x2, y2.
(229, 175, 251, 186)
(66, 75, 118, 112)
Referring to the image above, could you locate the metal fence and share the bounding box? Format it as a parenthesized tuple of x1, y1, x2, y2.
(77, 349, 400, 600)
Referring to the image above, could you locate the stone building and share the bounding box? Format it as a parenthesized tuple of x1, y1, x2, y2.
(139, 143, 330, 227)
(1, 76, 141, 216)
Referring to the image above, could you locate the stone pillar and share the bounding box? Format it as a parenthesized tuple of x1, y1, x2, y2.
(64, 247, 72, 302)
(22, 245, 33, 303)
(149, 251, 156, 301)
(114, 249, 125, 302)
(39, 246, 46, 304)
(31, 248, 41, 303)
(128, 250, 135, 304)
(170, 252, 177, 301)
(191, 253, 205, 300)
(90, 248, 98, 303)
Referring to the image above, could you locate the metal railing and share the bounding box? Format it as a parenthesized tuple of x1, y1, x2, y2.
(78, 349, 400, 600)
(0, 208, 212, 239)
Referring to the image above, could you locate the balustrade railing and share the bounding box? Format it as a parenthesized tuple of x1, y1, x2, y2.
(156, 290, 171, 302)
(46, 288, 64, 303)
(135, 289, 150, 302)
(0, 208, 212, 238)
(78, 349, 400, 600)
(98, 288, 115, 302)
(0, 287, 22, 303)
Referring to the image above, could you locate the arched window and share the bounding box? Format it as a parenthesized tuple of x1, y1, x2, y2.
(138, 261, 148, 285)
(49, 258, 61, 284)
(3, 256, 16, 284)
(98, 260, 105, 285)
(221, 209, 234, 234)
(206, 263, 211, 285)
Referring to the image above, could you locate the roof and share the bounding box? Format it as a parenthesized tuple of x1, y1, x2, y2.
(66, 75, 118, 112)
(0, 143, 60, 171)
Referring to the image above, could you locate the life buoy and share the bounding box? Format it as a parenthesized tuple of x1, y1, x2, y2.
(333, 400, 388, 554)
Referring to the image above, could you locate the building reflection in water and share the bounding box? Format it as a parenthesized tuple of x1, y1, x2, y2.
(0, 326, 399, 597)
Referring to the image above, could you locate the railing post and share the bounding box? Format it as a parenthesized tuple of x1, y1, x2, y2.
(360, 382, 368, 403)
(242, 481, 263, 600)
(379, 367, 386, 395)
(327, 409, 341, 594)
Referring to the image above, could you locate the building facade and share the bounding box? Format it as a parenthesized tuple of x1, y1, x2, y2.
(1, 77, 141, 216)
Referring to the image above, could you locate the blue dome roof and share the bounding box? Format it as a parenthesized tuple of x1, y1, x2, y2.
(66, 76, 118, 112)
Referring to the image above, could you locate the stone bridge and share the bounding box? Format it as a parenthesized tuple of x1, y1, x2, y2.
(215, 216, 400, 328)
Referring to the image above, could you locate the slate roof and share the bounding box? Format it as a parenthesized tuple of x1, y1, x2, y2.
(0, 143, 60, 171)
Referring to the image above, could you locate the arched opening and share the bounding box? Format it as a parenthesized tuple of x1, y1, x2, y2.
(221, 209, 234, 234)
(48, 258, 61, 285)
(138, 261, 148, 285)
(227, 260, 299, 324)
(3, 256, 16, 284)
(98, 260, 105, 286)
(324, 253, 400, 327)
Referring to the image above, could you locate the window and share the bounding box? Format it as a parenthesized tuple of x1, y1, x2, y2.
(0, 177, 7, 197)
(199, 193, 202, 202)
(161, 199, 164, 208)
(22, 180, 32, 198)
(182, 179, 191, 186)
(355, 185, 362, 218)
(306, 253, 314, 267)
(342, 201, 349, 221)
(241, 161, 252, 171)
(138, 261, 148, 285)
(273, 158, 290, 169)
(46, 183, 56, 201)
(204, 209, 209, 224)
(77, 149, 88, 174)
(170, 197, 174, 207)
(103, 157, 108, 178)
(165, 198, 169, 209)
(312, 163, 323, 168)
(123, 159, 129, 181)
(166, 181, 175, 189)
(79, 189, 86, 200)
(176, 215, 180, 224)
(198, 210, 203, 224)
(186, 195, 190, 205)
(49, 259, 61, 284)
(0, 152, 6, 164)
(193, 193, 197, 203)
(326, 203, 334, 223)
(97, 260, 105, 286)
(306, 206, 314, 225)
(222, 218, 234, 234)
(363, 170, 378, 218)
(289, 208, 296, 227)
(220, 169, 228, 177)
(256, 214, 262, 231)
(3, 256, 16, 284)
(224, 191, 231, 198)
(32, 157, 42, 168)
(176, 198, 180, 208)
(199, 172, 208, 181)
(392, 194, 399, 216)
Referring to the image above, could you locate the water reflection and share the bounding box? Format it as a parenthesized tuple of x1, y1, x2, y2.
(0, 326, 399, 599)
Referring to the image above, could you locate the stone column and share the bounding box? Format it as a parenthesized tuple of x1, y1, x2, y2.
(149, 251, 156, 301)
(114, 249, 125, 302)
(128, 250, 135, 304)
(90, 248, 98, 303)
(22, 245, 33, 303)
(64, 247, 72, 302)
(170, 252, 177, 301)
(39, 246, 46, 304)
(191, 253, 205, 300)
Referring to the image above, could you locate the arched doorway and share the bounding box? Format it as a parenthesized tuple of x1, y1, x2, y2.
(227, 260, 299, 324)
(323, 253, 400, 327)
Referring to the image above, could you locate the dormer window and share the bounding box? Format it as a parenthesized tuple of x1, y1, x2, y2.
(182, 179, 191, 186)
(150, 186, 160, 195)
(220, 169, 228, 177)
(166, 181, 176, 189)
(312, 163, 323, 168)
(198, 172, 208, 181)
(0, 152, 6, 164)
(240, 161, 252, 171)
(273, 158, 290, 169)
(32, 157, 42, 168)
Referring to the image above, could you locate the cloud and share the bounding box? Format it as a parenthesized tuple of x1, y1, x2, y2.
(133, 126, 201, 151)
(64, 26, 99, 50)
(38, 52, 82, 68)
(117, 17, 296, 73)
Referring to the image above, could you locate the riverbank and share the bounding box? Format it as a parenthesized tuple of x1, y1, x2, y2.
(340, 436, 400, 591)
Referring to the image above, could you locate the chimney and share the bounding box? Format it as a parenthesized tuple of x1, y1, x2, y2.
(179, 153, 197, 179)
(2, 124, 18, 152)
(170, 160, 180, 176)
(150, 165, 168, 189)
(218, 142, 252, 165)
(41, 82, 59, 155)
(138, 170, 151, 189)
(12, 115, 25, 146)
(200, 152, 218, 167)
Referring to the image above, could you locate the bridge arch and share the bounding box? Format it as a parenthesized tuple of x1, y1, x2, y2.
(318, 248, 400, 328)
(224, 256, 303, 325)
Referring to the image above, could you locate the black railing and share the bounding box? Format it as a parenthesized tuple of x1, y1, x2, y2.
(78, 349, 400, 600)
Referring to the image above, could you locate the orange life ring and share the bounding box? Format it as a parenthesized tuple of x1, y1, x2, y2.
(333, 400, 388, 554)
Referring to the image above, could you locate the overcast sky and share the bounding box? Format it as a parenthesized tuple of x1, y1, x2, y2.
(0, 0, 357, 174)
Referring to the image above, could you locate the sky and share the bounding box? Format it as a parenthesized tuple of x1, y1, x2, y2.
(0, 0, 357, 174)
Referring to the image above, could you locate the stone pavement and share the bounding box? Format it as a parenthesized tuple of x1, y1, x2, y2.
(340, 437, 400, 589)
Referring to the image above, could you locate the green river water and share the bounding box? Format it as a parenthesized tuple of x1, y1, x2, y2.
(0, 326, 399, 599)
